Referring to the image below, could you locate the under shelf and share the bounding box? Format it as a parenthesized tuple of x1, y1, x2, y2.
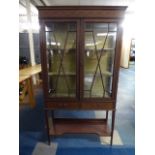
(49, 118, 111, 136)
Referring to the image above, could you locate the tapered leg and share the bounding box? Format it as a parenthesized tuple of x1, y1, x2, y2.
(45, 110, 50, 145)
(50, 110, 56, 136)
(105, 110, 109, 122)
(110, 110, 116, 145)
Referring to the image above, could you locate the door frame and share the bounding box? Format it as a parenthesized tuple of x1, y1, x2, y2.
(79, 18, 122, 102)
(40, 19, 81, 102)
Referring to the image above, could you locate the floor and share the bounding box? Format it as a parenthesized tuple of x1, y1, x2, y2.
(19, 64, 135, 155)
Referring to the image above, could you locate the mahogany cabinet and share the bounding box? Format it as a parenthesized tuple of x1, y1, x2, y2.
(38, 6, 127, 145)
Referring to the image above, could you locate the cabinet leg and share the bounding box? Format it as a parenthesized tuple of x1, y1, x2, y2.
(106, 110, 109, 121)
(50, 110, 56, 135)
(45, 110, 51, 145)
(110, 110, 116, 145)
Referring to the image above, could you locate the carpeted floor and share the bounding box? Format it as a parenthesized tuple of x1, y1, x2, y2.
(19, 64, 135, 155)
(56, 146, 135, 155)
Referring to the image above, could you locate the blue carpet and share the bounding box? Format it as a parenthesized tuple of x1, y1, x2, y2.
(19, 132, 41, 155)
(19, 89, 45, 131)
(52, 134, 102, 148)
(19, 132, 134, 155)
(56, 146, 135, 155)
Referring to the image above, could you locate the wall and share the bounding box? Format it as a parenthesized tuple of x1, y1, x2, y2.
(19, 33, 40, 64)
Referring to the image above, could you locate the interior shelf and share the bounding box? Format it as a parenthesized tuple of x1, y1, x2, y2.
(47, 48, 114, 51)
(85, 30, 117, 33)
(85, 71, 112, 77)
(48, 72, 76, 76)
(48, 71, 112, 76)
(49, 93, 75, 97)
(49, 118, 111, 136)
(85, 48, 115, 51)
(45, 30, 76, 32)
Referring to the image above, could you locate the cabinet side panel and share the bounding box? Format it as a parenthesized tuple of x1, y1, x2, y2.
(39, 20, 49, 100)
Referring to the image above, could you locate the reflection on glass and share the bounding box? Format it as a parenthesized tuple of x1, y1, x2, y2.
(84, 23, 117, 98)
(45, 22, 76, 97)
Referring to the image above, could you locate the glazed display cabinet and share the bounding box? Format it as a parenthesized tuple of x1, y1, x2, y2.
(38, 6, 127, 145)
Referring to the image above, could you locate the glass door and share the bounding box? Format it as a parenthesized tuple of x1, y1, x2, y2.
(83, 22, 117, 98)
(44, 21, 78, 98)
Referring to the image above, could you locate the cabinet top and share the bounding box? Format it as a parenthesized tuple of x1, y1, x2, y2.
(37, 6, 127, 19)
(37, 6, 127, 10)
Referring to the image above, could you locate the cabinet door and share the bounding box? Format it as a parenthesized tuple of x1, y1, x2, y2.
(44, 20, 79, 99)
(82, 21, 118, 99)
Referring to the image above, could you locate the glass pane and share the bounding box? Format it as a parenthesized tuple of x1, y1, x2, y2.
(84, 23, 117, 98)
(45, 22, 76, 97)
(109, 23, 117, 31)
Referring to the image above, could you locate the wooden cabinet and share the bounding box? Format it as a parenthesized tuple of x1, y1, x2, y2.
(38, 6, 127, 145)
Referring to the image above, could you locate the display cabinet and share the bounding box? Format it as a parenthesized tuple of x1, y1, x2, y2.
(38, 6, 127, 145)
